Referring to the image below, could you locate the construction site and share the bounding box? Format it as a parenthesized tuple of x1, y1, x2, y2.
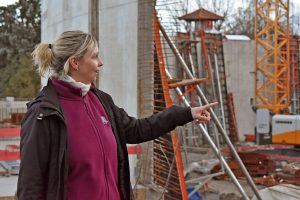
(1, 0, 300, 199)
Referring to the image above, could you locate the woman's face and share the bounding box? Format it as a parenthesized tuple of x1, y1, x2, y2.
(73, 44, 103, 84)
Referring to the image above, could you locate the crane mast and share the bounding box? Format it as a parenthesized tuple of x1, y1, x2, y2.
(254, 0, 290, 114)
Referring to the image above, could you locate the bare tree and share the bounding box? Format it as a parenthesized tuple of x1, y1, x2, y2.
(156, 0, 298, 39)
(195, 0, 234, 31)
(290, 1, 300, 35)
(156, 0, 189, 34)
(225, 1, 255, 38)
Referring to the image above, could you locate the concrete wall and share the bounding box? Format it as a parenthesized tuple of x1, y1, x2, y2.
(138, 1, 154, 118)
(223, 40, 256, 140)
(98, 0, 139, 185)
(40, 0, 89, 86)
(41, 0, 140, 185)
(99, 1, 138, 116)
(41, 0, 138, 117)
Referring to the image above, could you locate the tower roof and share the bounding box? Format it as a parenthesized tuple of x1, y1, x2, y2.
(178, 8, 224, 21)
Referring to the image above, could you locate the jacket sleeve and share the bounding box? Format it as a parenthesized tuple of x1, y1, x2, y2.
(17, 106, 51, 200)
(115, 104, 193, 144)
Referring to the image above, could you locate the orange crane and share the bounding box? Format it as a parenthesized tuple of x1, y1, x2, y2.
(254, 0, 290, 114)
(254, 0, 300, 145)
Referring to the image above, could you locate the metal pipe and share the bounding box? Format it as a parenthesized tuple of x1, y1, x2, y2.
(214, 53, 226, 130)
(185, 171, 224, 184)
(159, 22, 262, 200)
(188, 178, 211, 199)
(190, 51, 206, 109)
(165, 68, 248, 200)
(189, 52, 196, 75)
(165, 70, 190, 106)
(208, 55, 217, 101)
(173, 86, 250, 200)
(209, 54, 222, 147)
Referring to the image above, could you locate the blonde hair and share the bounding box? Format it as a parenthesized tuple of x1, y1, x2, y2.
(32, 30, 98, 77)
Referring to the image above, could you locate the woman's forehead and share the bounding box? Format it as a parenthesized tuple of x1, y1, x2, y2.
(86, 44, 99, 55)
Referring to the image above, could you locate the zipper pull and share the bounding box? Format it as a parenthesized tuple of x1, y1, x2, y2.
(37, 113, 44, 120)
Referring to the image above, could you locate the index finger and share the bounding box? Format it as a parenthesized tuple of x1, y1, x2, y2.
(201, 102, 218, 110)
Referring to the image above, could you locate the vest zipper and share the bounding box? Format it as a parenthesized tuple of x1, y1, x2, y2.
(83, 97, 110, 200)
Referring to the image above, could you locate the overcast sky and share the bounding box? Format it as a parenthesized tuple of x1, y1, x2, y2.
(0, 0, 18, 7)
(0, 0, 299, 8)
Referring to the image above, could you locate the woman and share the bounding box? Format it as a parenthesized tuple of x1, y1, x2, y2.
(17, 30, 217, 200)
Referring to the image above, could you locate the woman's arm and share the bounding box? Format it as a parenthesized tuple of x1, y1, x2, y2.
(17, 106, 51, 200)
(115, 102, 217, 144)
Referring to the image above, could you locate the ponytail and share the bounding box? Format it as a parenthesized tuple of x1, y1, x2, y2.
(32, 43, 54, 76)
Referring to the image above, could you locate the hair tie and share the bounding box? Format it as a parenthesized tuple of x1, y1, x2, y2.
(49, 43, 52, 49)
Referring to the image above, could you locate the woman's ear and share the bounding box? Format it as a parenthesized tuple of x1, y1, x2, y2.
(69, 56, 79, 71)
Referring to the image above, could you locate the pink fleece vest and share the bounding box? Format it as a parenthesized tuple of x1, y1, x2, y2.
(52, 80, 120, 200)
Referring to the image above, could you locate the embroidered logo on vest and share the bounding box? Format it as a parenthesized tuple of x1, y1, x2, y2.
(101, 116, 109, 125)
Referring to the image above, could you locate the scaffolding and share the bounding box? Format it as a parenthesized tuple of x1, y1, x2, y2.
(254, 0, 290, 114)
(134, 1, 263, 197)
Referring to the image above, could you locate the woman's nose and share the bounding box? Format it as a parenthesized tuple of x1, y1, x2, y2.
(98, 57, 103, 67)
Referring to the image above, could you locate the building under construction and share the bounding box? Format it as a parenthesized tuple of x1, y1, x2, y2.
(0, 0, 300, 199)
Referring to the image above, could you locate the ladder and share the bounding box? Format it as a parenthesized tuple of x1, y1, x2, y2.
(202, 32, 232, 140)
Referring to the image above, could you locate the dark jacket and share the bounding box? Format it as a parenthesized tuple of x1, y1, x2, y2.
(17, 80, 193, 200)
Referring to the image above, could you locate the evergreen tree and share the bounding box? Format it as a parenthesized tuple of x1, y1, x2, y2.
(0, 0, 40, 98)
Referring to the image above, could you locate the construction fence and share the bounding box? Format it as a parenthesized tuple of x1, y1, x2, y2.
(0, 98, 30, 177)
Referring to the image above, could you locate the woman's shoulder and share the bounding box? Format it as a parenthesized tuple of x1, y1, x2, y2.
(92, 87, 114, 102)
(26, 93, 44, 112)
(24, 83, 61, 119)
